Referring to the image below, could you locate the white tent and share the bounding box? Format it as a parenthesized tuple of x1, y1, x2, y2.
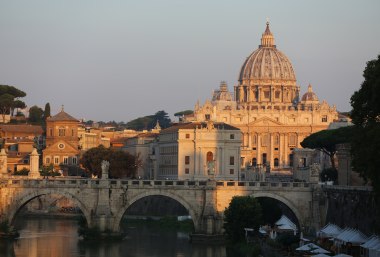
(361, 235, 380, 257)
(333, 254, 352, 257)
(275, 215, 297, 233)
(318, 223, 343, 238)
(334, 228, 368, 246)
(296, 243, 330, 254)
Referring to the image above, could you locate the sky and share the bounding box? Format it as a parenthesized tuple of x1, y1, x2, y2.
(0, 0, 379, 122)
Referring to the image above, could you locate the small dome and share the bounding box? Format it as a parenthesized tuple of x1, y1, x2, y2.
(238, 22, 296, 83)
(301, 84, 319, 102)
(212, 81, 233, 101)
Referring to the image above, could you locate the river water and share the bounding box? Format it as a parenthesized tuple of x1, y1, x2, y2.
(0, 217, 228, 257)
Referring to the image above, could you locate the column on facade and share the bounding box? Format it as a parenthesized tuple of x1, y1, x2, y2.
(197, 147, 202, 176)
(284, 133, 288, 166)
(279, 133, 284, 167)
(257, 87, 261, 102)
(257, 134, 261, 164)
(248, 132, 252, 149)
(269, 133, 273, 168)
(217, 147, 222, 178)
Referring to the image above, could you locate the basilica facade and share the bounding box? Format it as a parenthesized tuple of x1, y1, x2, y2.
(186, 22, 338, 171)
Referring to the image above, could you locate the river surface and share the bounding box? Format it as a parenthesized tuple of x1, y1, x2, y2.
(0, 217, 228, 257)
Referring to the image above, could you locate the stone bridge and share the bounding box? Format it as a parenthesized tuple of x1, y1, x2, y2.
(0, 178, 324, 236)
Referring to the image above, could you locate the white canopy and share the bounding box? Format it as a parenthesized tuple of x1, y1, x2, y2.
(275, 215, 297, 232)
(335, 228, 368, 245)
(334, 254, 353, 257)
(296, 243, 330, 254)
(318, 223, 343, 238)
(361, 235, 380, 249)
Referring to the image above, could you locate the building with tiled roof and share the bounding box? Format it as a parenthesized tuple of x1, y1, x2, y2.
(43, 107, 80, 168)
(155, 121, 241, 180)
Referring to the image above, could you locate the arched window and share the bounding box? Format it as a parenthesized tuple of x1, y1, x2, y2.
(252, 158, 257, 167)
(262, 153, 267, 164)
(206, 152, 213, 162)
(261, 134, 269, 147)
(252, 134, 257, 146)
(59, 127, 66, 137)
(274, 134, 280, 146)
(274, 158, 279, 167)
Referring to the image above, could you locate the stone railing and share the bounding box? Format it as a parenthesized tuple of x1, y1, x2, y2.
(0, 177, 310, 190)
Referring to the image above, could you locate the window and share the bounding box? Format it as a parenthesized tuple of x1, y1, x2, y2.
(63, 157, 68, 164)
(205, 114, 210, 121)
(46, 157, 51, 164)
(264, 91, 270, 98)
(49, 128, 53, 137)
(262, 153, 267, 164)
(54, 157, 60, 164)
(229, 169, 234, 175)
(72, 129, 74, 136)
(185, 156, 190, 165)
(72, 157, 77, 165)
(289, 134, 297, 146)
(252, 134, 257, 146)
(185, 133, 190, 139)
(185, 168, 189, 174)
(252, 158, 257, 167)
(322, 115, 328, 122)
(59, 127, 65, 136)
(230, 134, 235, 139)
(274, 134, 280, 146)
(275, 91, 280, 98)
(289, 154, 294, 167)
(206, 152, 213, 162)
(274, 158, 279, 167)
(230, 156, 235, 165)
(261, 134, 269, 147)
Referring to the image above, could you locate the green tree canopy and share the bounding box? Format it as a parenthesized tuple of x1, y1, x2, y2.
(0, 85, 27, 122)
(28, 105, 44, 125)
(224, 196, 263, 242)
(174, 110, 194, 117)
(300, 126, 353, 170)
(80, 145, 138, 178)
(350, 54, 380, 193)
(126, 110, 172, 131)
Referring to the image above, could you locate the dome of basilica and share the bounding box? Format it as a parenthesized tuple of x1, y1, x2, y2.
(301, 84, 319, 103)
(238, 22, 296, 84)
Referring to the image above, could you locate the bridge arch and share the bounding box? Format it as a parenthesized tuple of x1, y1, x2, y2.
(251, 191, 304, 228)
(8, 189, 92, 227)
(113, 191, 199, 231)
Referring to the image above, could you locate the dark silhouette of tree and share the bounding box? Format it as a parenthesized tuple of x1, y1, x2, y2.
(28, 105, 44, 125)
(300, 126, 353, 170)
(224, 196, 263, 242)
(44, 102, 51, 119)
(0, 85, 26, 122)
(126, 110, 172, 131)
(80, 145, 138, 178)
(350, 54, 380, 193)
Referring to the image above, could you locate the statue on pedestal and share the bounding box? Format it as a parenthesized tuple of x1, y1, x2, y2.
(101, 160, 110, 179)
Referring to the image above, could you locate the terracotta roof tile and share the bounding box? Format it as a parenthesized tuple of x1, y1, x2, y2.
(0, 124, 43, 134)
(48, 111, 78, 122)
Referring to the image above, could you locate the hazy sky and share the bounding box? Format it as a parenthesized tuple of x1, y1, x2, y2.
(0, 0, 379, 122)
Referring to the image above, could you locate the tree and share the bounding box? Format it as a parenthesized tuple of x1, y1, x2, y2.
(224, 196, 263, 242)
(350, 54, 380, 193)
(0, 85, 26, 122)
(300, 126, 353, 170)
(126, 110, 172, 131)
(257, 198, 282, 226)
(174, 110, 194, 117)
(80, 145, 138, 178)
(28, 105, 44, 124)
(44, 102, 51, 119)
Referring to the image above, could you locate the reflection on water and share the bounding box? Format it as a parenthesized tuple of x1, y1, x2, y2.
(0, 217, 227, 257)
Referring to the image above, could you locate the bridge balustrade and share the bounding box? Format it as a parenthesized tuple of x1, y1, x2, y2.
(1, 178, 311, 190)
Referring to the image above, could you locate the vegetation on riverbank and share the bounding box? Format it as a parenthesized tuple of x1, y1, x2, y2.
(0, 221, 19, 239)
